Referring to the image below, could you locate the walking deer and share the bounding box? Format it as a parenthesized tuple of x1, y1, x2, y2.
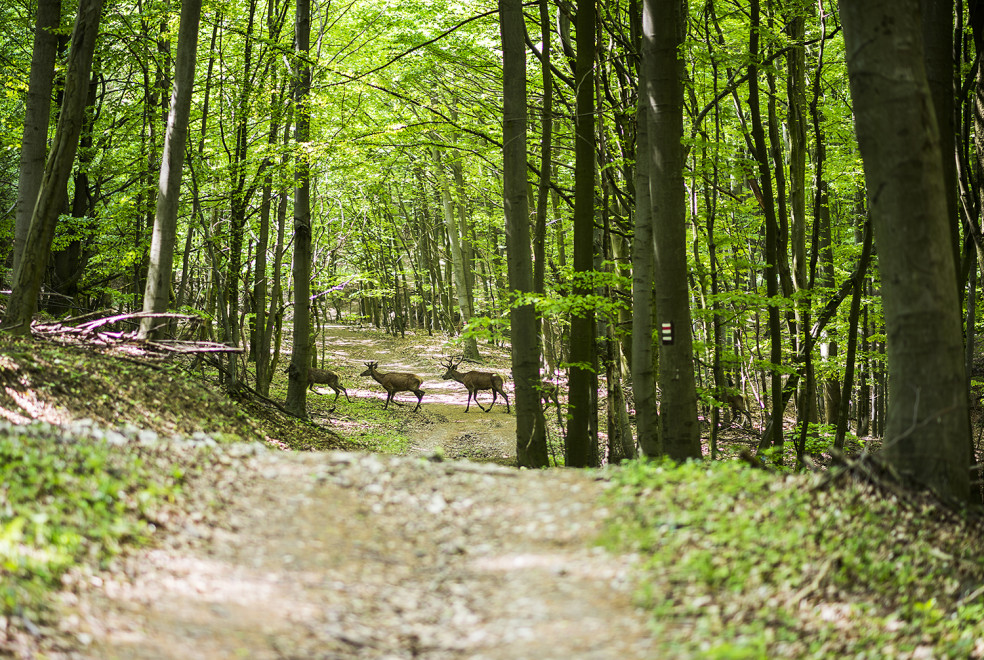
(727, 393, 752, 427)
(440, 356, 510, 413)
(285, 364, 350, 403)
(308, 367, 350, 403)
(359, 361, 425, 411)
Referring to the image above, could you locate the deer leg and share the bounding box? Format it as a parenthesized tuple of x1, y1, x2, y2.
(412, 390, 423, 412)
(474, 391, 491, 412)
(495, 388, 510, 413)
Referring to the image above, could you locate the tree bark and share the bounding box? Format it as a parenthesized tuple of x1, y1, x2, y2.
(748, 0, 785, 462)
(139, 0, 202, 339)
(3, 0, 103, 334)
(567, 0, 599, 468)
(841, 0, 970, 501)
(646, 0, 700, 459)
(501, 0, 547, 468)
(285, 0, 312, 416)
(633, 0, 659, 457)
(13, 0, 61, 276)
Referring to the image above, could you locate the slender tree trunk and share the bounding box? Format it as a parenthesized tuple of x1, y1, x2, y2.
(748, 0, 784, 462)
(835, 219, 873, 450)
(139, 0, 202, 339)
(633, 1, 659, 457)
(3, 0, 103, 334)
(567, 0, 598, 468)
(433, 147, 480, 360)
(501, 0, 547, 467)
(13, 0, 61, 275)
(285, 0, 312, 416)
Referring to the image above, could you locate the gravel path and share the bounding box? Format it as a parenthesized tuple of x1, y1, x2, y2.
(54, 447, 655, 659)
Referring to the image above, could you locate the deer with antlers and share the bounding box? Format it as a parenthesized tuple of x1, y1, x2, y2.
(359, 361, 425, 411)
(440, 356, 510, 413)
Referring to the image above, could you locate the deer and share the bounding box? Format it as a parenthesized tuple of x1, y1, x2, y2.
(440, 356, 510, 413)
(359, 361, 424, 411)
(727, 392, 752, 427)
(285, 364, 350, 404)
(308, 367, 350, 403)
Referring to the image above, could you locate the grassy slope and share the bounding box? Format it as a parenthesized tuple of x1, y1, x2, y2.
(603, 460, 984, 658)
(0, 333, 357, 637)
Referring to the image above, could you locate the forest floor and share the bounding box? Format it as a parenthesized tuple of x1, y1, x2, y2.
(0, 324, 658, 659)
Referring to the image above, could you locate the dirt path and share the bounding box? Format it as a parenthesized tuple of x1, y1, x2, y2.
(47, 326, 656, 659)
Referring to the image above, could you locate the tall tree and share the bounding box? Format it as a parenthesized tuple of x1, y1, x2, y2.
(285, 0, 312, 416)
(139, 0, 203, 339)
(646, 0, 700, 459)
(748, 0, 784, 461)
(500, 0, 547, 467)
(841, 0, 970, 501)
(567, 0, 599, 467)
(13, 0, 61, 276)
(633, 0, 659, 457)
(3, 0, 103, 334)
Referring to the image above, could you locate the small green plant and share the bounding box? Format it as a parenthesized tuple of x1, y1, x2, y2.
(601, 459, 984, 658)
(0, 429, 196, 619)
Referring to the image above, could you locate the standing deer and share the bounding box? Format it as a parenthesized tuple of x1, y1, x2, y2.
(440, 356, 510, 413)
(359, 361, 424, 411)
(285, 364, 350, 403)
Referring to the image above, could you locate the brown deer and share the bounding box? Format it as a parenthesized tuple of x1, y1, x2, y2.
(285, 364, 350, 403)
(308, 367, 350, 403)
(359, 361, 424, 411)
(440, 356, 510, 413)
(727, 393, 752, 427)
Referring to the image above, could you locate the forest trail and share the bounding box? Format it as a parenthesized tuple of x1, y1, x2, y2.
(50, 326, 656, 659)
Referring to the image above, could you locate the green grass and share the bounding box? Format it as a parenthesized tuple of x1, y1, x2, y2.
(0, 427, 203, 621)
(601, 459, 984, 658)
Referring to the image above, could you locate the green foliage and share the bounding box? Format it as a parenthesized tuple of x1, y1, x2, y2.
(0, 428, 191, 618)
(602, 460, 984, 658)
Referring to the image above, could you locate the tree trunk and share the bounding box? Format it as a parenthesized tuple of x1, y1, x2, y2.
(285, 0, 312, 416)
(13, 0, 61, 275)
(748, 0, 784, 462)
(841, 0, 971, 502)
(3, 0, 103, 334)
(633, 1, 659, 457)
(647, 0, 700, 459)
(566, 0, 598, 468)
(139, 0, 202, 339)
(501, 0, 547, 468)
(433, 146, 480, 360)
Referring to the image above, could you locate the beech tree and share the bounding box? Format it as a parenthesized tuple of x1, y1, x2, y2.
(566, 0, 599, 468)
(285, 0, 312, 416)
(13, 0, 60, 277)
(645, 0, 700, 459)
(841, 0, 970, 501)
(139, 0, 202, 339)
(3, 0, 102, 335)
(501, 0, 547, 467)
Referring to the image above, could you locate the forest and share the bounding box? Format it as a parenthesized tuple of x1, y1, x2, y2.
(1, 0, 982, 495)
(6, 0, 984, 656)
